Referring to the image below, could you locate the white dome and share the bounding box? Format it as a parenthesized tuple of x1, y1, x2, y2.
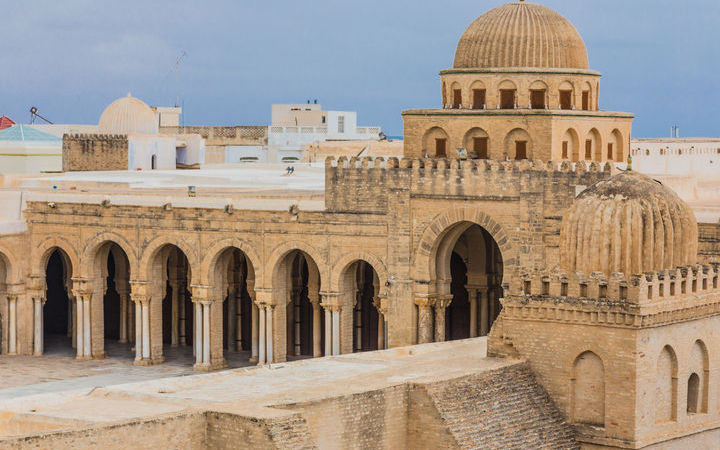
(98, 94, 158, 135)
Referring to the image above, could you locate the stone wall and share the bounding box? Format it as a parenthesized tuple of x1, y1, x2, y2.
(412, 364, 579, 449)
(699, 222, 720, 263)
(205, 411, 316, 449)
(160, 126, 267, 146)
(0, 412, 206, 449)
(62, 134, 128, 172)
(283, 385, 408, 449)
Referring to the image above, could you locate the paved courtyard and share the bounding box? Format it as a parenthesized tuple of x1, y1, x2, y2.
(0, 336, 256, 401)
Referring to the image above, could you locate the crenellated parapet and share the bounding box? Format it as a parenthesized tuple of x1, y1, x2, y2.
(62, 134, 130, 172)
(324, 156, 614, 213)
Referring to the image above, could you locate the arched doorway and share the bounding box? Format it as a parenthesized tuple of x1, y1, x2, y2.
(434, 222, 504, 342)
(43, 249, 74, 355)
(340, 260, 382, 352)
(283, 251, 323, 360)
(142, 244, 193, 365)
(89, 242, 133, 358)
(210, 247, 255, 368)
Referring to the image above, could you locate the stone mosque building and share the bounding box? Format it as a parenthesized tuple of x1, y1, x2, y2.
(0, 2, 719, 448)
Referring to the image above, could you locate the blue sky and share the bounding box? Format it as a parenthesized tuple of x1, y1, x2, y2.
(1, 0, 718, 137)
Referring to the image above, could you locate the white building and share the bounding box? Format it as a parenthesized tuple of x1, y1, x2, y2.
(226, 103, 382, 164)
(0, 125, 63, 173)
(631, 138, 720, 222)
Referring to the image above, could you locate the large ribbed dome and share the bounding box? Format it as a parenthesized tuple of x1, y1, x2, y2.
(454, 2, 589, 70)
(98, 94, 158, 135)
(560, 171, 698, 277)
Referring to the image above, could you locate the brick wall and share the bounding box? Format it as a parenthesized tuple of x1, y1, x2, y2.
(62, 134, 128, 172)
(698, 222, 720, 263)
(283, 385, 408, 449)
(205, 411, 316, 449)
(160, 126, 267, 146)
(412, 364, 579, 449)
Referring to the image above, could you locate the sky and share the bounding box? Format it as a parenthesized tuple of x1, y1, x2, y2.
(1, 0, 719, 137)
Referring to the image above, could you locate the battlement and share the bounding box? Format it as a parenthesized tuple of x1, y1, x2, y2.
(513, 263, 720, 305)
(62, 134, 129, 171)
(64, 133, 129, 142)
(325, 156, 613, 213)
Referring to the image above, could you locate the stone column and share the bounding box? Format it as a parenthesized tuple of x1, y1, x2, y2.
(322, 304, 332, 356)
(258, 304, 266, 364)
(293, 289, 301, 356)
(331, 306, 340, 356)
(468, 289, 478, 338)
(234, 283, 242, 352)
(129, 298, 135, 344)
(141, 299, 150, 360)
(7, 294, 17, 355)
(76, 295, 85, 358)
(133, 296, 143, 362)
(170, 278, 179, 347)
(479, 291, 489, 336)
(373, 298, 387, 351)
(266, 305, 274, 363)
(33, 296, 45, 356)
(353, 291, 362, 352)
(178, 283, 186, 346)
(415, 297, 435, 344)
(71, 296, 77, 348)
(434, 298, 451, 343)
(250, 302, 259, 362)
(73, 287, 93, 360)
(67, 296, 73, 337)
(118, 288, 128, 343)
(202, 301, 211, 366)
(311, 301, 322, 357)
(194, 302, 202, 366)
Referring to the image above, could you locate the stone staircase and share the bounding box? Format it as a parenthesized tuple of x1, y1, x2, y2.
(417, 363, 579, 449)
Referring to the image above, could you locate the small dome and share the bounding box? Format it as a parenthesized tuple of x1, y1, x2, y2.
(454, 2, 589, 70)
(98, 94, 158, 135)
(560, 171, 698, 276)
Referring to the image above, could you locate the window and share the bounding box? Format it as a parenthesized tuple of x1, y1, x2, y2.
(453, 89, 462, 109)
(523, 281, 531, 294)
(687, 373, 700, 414)
(472, 89, 486, 109)
(436, 138, 447, 157)
(562, 141, 569, 159)
(473, 137, 488, 159)
(151, 154, 157, 170)
(607, 143, 614, 160)
(515, 141, 527, 160)
(338, 116, 345, 133)
(560, 90, 573, 110)
(500, 89, 516, 109)
(530, 90, 546, 109)
(582, 91, 590, 110)
(585, 140, 592, 159)
(322, 116, 326, 124)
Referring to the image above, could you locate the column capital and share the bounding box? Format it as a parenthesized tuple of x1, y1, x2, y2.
(130, 294, 150, 305)
(414, 296, 436, 309)
(253, 288, 273, 305)
(435, 295, 453, 310)
(372, 297, 389, 316)
(5, 293, 18, 302)
(321, 302, 341, 313)
(319, 291, 342, 307)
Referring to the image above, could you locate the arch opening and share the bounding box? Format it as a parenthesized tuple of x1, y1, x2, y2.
(422, 127, 450, 158)
(432, 222, 504, 341)
(274, 250, 324, 361)
(43, 248, 74, 355)
(148, 244, 194, 365)
(572, 351, 605, 427)
(89, 242, 133, 359)
(655, 345, 678, 423)
(211, 247, 256, 367)
(340, 260, 382, 352)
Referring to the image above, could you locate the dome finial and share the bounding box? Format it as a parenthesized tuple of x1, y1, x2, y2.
(127, 92, 132, 98)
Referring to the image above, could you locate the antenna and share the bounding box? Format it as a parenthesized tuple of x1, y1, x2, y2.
(29, 106, 53, 124)
(175, 51, 187, 108)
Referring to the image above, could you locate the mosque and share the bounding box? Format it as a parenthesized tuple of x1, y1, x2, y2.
(0, 2, 718, 448)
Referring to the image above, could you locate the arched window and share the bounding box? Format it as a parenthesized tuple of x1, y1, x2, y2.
(151, 154, 158, 170)
(688, 340, 709, 414)
(687, 373, 700, 414)
(655, 346, 678, 423)
(422, 127, 450, 158)
(572, 351, 605, 426)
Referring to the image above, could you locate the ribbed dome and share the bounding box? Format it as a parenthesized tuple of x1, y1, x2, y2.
(454, 2, 589, 70)
(560, 171, 698, 277)
(98, 94, 158, 135)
